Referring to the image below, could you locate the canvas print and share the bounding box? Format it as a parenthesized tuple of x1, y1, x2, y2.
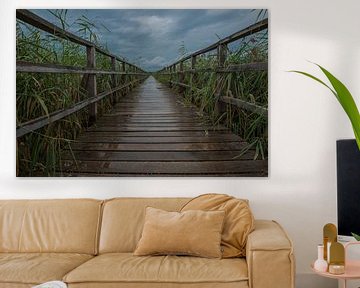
(16, 9, 268, 177)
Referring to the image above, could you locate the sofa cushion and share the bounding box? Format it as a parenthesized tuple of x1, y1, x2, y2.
(134, 207, 225, 258)
(67, 282, 249, 288)
(63, 253, 248, 286)
(0, 199, 102, 254)
(99, 198, 189, 253)
(181, 194, 254, 258)
(0, 253, 93, 285)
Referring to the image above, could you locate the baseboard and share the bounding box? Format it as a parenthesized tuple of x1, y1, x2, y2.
(296, 273, 337, 288)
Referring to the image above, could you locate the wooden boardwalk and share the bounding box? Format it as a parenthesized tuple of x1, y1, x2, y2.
(60, 76, 267, 176)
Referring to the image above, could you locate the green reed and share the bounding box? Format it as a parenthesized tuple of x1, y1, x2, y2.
(155, 28, 268, 159)
(16, 10, 139, 176)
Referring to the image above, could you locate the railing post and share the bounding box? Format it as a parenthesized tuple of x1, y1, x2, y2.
(190, 55, 196, 97)
(87, 45, 97, 124)
(215, 43, 227, 115)
(130, 65, 134, 87)
(121, 62, 126, 95)
(217, 43, 227, 68)
(169, 65, 174, 87)
(179, 61, 184, 95)
(111, 56, 117, 104)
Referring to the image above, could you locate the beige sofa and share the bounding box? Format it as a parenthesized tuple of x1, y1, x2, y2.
(0, 198, 295, 288)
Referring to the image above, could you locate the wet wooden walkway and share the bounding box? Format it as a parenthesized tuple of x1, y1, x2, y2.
(60, 76, 267, 176)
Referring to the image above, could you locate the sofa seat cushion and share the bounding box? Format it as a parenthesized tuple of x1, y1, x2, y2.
(64, 253, 248, 287)
(0, 253, 93, 285)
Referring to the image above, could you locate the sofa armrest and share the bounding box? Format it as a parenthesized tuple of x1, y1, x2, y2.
(246, 220, 295, 288)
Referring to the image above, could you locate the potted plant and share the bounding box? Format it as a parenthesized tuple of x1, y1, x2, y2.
(291, 63, 360, 150)
(291, 64, 360, 240)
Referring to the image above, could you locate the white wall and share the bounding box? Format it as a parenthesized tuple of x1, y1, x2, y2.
(1, 0, 359, 287)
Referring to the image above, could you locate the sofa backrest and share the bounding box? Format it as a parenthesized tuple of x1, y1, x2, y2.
(99, 197, 189, 253)
(0, 199, 102, 255)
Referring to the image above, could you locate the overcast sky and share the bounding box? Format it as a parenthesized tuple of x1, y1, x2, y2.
(32, 9, 265, 71)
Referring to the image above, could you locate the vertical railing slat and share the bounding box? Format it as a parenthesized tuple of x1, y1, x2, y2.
(111, 56, 117, 104)
(179, 61, 184, 95)
(215, 44, 227, 115)
(190, 55, 196, 96)
(87, 46, 97, 124)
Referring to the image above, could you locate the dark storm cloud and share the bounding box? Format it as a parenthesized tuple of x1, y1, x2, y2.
(32, 9, 265, 71)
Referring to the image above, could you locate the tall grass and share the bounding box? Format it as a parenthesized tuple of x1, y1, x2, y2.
(16, 10, 139, 176)
(156, 26, 268, 159)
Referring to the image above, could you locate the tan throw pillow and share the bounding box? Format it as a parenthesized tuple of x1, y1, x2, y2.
(134, 207, 225, 258)
(181, 193, 254, 258)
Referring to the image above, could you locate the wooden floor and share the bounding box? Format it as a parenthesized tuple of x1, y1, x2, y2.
(60, 76, 267, 176)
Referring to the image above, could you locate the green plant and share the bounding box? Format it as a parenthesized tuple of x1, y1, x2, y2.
(290, 63, 360, 150)
(156, 28, 268, 160)
(352, 232, 360, 241)
(292, 64, 360, 240)
(16, 10, 140, 176)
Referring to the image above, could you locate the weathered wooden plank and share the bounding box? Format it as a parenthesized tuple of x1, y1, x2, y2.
(59, 172, 266, 177)
(220, 96, 268, 117)
(80, 130, 233, 137)
(113, 100, 169, 104)
(100, 118, 203, 123)
(167, 19, 268, 67)
(106, 112, 196, 116)
(61, 159, 268, 175)
(91, 123, 209, 128)
(87, 46, 97, 123)
(113, 106, 194, 110)
(16, 78, 146, 138)
(61, 150, 253, 161)
(66, 141, 247, 151)
(16, 10, 142, 69)
(219, 62, 267, 73)
(101, 115, 200, 120)
(96, 120, 208, 125)
(111, 56, 117, 104)
(114, 102, 183, 105)
(75, 134, 242, 143)
(215, 44, 227, 115)
(16, 61, 147, 75)
(169, 81, 192, 90)
(60, 76, 267, 177)
(159, 62, 268, 75)
(16, 9, 93, 47)
(86, 126, 227, 132)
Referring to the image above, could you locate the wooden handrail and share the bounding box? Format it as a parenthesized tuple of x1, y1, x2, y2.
(17, 61, 147, 75)
(163, 18, 268, 69)
(16, 77, 147, 138)
(158, 19, 268, 117)
(220, 96, 268, 117)
(16, 9, 143, 71)
(168, 80, 267, 117)
(160, 62, 267, 75)
(16, 9, 148, 137)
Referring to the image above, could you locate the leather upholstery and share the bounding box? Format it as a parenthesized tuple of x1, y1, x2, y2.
(0, 198, 295, 288)
(181, 194, 254, 258)
(0, 253, 92, 285)
(0, 199, 102, 254)
(0, 284, 32, 288)
(63, 253, 248, 285)
(246, 220, 295, 288)
(68, 282, 249, 288)
(134, 207, 225, 258)
(99, 198, 189, 253)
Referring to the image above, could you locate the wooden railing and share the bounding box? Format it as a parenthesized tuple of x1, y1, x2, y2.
(16, 9, 148, 138)
(156, 18, 268, 118)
